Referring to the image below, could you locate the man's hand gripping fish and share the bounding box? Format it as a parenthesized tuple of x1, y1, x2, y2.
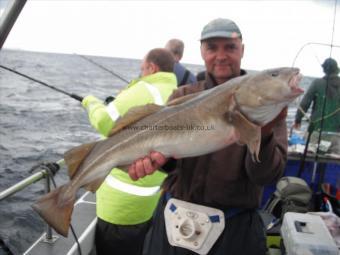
(32, 67, 303, 237)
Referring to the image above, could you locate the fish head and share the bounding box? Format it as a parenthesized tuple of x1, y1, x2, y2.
(234, 67, 303, 125)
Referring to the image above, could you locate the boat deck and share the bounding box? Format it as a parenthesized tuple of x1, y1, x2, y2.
(24, 192, 97, 255)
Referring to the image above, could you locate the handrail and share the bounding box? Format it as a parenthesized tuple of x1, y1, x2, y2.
(0, 171, 46, 201)
(0, 159, 64, 201)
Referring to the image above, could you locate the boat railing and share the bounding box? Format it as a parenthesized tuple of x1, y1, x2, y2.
(0, 159, 65, 243)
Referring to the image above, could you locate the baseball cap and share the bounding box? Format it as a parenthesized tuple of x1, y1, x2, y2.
(200, 18, 242, 41)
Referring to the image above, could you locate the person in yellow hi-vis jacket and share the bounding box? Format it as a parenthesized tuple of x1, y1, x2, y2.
(81, 48, 177, 255)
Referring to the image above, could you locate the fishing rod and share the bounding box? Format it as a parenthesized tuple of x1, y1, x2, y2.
(292, 42, 340, 68)
(0, 64, 84, 102)
(1, 55, 128, 104)
(76, 53, 126, 103)
(76, 53, 130, 84)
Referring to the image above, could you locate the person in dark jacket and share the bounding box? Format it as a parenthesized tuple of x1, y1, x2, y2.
(129, 18, 288, 255)
(293, 57, 340, 133)
(165, 38, 197, 86)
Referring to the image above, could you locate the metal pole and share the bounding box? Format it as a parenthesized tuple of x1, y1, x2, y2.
(0, 159, 64, 201)
(44, 175, 53, 241)
(0, 171, 46, 200)
(297, 130, 312, 178)
(0, 0, 27, 49)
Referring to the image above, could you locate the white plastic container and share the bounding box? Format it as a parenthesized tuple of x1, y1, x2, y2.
(280, 212, 338, 255)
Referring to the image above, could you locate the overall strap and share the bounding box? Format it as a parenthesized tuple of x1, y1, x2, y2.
(179, 69, 190, 86)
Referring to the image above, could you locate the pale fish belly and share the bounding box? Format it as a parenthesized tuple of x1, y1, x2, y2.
(240, 102, 287, 126)
(152, 119, 239, 159)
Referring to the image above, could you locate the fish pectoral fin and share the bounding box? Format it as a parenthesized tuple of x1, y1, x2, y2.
(31, 184, 76, 237)
(83, 176, 107, 192)
(166, 92, 202, 106)
(64, 142, 98, 179)
(228, 110, 261, 162)
(109, 104, 163, 136)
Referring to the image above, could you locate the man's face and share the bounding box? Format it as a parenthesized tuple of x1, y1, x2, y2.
(201, 37, 244, 84)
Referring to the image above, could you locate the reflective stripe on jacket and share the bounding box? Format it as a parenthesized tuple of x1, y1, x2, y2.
(82, 71, 177, 224)
(96, 170, 167, 224)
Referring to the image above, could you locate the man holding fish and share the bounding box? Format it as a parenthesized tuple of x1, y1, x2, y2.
(128, 18, 302, 255)
(32, 18, 303, 255)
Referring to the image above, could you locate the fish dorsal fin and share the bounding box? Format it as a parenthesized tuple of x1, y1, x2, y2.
(227, 110, 261, 163)
(166, 91, 203, 106)
(108, 104, 163, 137)
(64, 142, 97, 179)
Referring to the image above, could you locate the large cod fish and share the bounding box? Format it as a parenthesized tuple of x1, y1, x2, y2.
(32, 67, 303, 237)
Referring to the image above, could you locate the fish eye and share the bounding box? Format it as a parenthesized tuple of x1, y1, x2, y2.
(271, 72, 279, 77)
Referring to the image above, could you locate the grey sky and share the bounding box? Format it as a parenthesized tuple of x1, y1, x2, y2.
(2, 0, 340, 77)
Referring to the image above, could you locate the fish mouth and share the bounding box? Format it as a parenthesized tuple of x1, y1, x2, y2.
(288, 70, 304, 96)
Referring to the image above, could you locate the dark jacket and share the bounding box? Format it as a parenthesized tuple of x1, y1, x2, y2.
(163, 72, 288, 209)
(173, 62, 197, 86)
(295, 73, 340, 132)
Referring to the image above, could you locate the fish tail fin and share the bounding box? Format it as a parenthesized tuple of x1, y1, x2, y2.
(31, 184, 76, 237)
